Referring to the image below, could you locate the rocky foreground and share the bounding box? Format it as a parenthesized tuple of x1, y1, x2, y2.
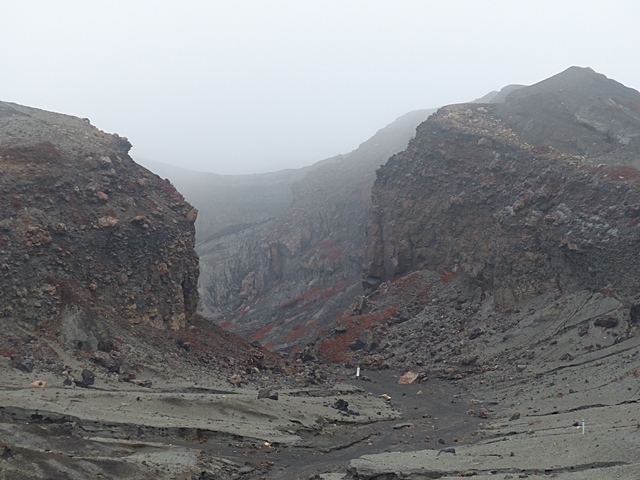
(3, 281, 640, 479)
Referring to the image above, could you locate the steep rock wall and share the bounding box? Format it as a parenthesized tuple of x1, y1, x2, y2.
(197, 109, 435, 351)
(0, 101, 199, 351)
(365, 68, 640, 309)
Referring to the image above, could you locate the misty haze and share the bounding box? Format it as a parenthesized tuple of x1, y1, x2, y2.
(2, 2, 640, 479)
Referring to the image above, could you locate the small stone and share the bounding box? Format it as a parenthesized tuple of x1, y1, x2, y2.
(95, 190, 109, 201)
(393, 422, 415, 430)
(437, 447, 456, 455)
(469, 328, 484, 340)
(12, 356, 34, 373)
(398, 371, 420, 384)
(90, 351, 122, 373)
(258, 387, 279, 400)
(76, 369, 95, 388)
(97, 216, 118, 228)
(594, 317, 618, 328)
(460, 355, 478, 365)
(228, 374, 242, 387)
(560, 353, 574, 361)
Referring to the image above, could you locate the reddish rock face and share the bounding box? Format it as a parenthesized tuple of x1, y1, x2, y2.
(0, 101, 199, 351)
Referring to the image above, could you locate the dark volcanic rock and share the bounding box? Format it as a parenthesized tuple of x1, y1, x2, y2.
(11, 356, 34, 373)
(594, 317, 619, 328)
(0, 101, 199, 353)
(77, 368, 95, 387)
(90, 350, 122, 373)
(365, 67, 640, 309)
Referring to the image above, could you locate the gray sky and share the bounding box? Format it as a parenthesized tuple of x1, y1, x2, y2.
(2, 1, 639, 174)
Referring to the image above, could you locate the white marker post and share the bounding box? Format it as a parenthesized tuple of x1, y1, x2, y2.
(356, 366, 360, 378)
(581, 419, 585, 434)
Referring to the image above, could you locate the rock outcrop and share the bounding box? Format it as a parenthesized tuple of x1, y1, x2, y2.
(365, 67, 640, 308)
(0, 101, 199, 352)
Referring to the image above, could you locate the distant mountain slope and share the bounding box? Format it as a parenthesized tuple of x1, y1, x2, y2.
(196, 108, 436, 351)
(493, 66, 640, 166)
(136, 158, 322, 242)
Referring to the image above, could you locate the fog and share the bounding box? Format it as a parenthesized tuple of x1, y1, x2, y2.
(2, 1, 638, 174)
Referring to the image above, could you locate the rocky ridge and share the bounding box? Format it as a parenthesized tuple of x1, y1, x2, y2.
(365, 67, 640, 304)
(310, 67, 640, 371)
(298, 66, 640, 478)
(0, 100, 312, 480)
(0, 100, 292, 379)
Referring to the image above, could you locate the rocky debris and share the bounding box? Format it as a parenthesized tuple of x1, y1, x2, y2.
(257, 387, 279, 400)
(90, 350, 122, 373)
(350, 329, 378, 351)
(398, 371, 420, 384)
(75, 368, 95, 388)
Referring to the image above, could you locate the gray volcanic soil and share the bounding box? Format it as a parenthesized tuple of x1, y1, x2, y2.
(0, 354, 476, 479)
(2, 263, 640, 479)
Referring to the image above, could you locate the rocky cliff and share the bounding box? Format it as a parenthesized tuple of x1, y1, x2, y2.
(296, 68, 640, 480)
(196, 109, 435, 351)
(365, 67, 640, 306)
(307, 67, 640, 369)
(0, 101, 200, 350)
